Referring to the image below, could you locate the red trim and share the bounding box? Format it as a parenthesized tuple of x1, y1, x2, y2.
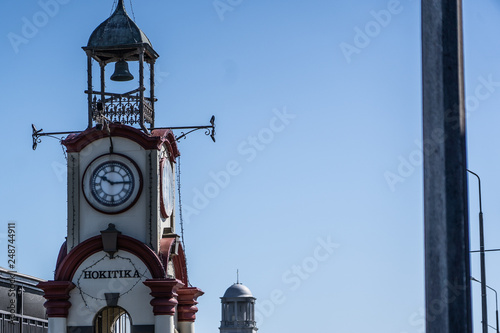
(55, 241, 67, 273)
(37, 281, 76, 318)
(55, 234, 165, 281)
(172, 243, 189, 286)
(177, 287, 204, 322)
(152, 129, 180, 161)
(159, 238, 175, 269)
(143, 279, 184, 316)
(63, 124, 180, 157)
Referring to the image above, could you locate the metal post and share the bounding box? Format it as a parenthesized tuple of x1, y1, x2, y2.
(495, 288, 499, 333)
(422, 1, 472, 332)
(487, 283, 499, 333)
(468, 170, 488, 333)
(100, 63, 106, 128)
(87, 55, 93, 129)
(150, 61, 155, 129)
(472, 277, 498, 333)
(139, 48, 147, 133)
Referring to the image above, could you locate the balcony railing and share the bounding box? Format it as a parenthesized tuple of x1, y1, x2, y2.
(87, 88, 154, 127)
(220, 320, 256, 328)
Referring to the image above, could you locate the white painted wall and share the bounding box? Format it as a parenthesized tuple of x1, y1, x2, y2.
(66, 136, 174, 253)
(67, 250, 154, 327)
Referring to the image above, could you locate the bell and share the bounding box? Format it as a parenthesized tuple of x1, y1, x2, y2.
(110, 60, 134, 82)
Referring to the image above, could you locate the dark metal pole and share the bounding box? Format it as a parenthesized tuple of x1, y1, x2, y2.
(422, 1, 472, 333)
(472, 277, 498, 333)
(488, 284, 499, 333)
(495, 289, 499, 333)
(87, 55, 93, 129)
(468, 170, 488, 333)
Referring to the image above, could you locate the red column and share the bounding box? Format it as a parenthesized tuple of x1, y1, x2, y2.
(143, 279, 184, 316)
(177, 287, 204, 322)
(37, 281, 76, 317)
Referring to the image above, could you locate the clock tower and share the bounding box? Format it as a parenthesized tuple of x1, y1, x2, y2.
(37, 2, 204, 333)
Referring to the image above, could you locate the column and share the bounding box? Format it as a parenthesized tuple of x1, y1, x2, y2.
(177, 287, 204, 333)
(37, 281, 75, 333)
(144, 279, 184, 333)
(234, 301, 238, 325)
(422, 1, 472, 333)
(251, 301, 255, 322)
(221, 303, 225, 322)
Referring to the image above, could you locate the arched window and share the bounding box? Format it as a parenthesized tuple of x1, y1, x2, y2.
(94, 306, 131, 333)
(238, 302, 247, 321)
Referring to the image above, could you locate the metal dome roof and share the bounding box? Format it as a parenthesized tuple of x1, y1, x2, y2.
(87, 0, 153, 49)
(223, 283, 254, 298)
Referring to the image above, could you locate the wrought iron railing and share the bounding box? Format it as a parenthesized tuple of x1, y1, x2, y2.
(87, 88, 154, 127)
(220, 320, 255, 327)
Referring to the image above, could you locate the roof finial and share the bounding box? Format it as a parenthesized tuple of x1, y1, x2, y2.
(112, 0, 126, 14)
(237, 269, 239, 284)
(116, 0, 135, 21)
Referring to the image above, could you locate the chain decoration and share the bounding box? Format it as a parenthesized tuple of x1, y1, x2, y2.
(176, 156, 189, 286)
(71, 155, 76, 249)
(110, 0, 117, 15)
(76, 254, 149, 309)
(129, 0, 136, 21)
(148, 151, 153, 248)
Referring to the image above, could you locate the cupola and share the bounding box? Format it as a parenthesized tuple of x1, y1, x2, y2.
(220, 282, 258, 333)
(82, 0, 159, 132)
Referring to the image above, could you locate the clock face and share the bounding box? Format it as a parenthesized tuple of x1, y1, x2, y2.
(91, 161, 134, 206)
(83, 154, 142, 214)
(160, 157, 174, 218)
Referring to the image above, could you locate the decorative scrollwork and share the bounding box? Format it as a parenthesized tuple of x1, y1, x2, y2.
(32, 124, 43, 150)
(31, 124, 81, 150)
(90, 92, 153, 127)
(171, 116, 216, 142)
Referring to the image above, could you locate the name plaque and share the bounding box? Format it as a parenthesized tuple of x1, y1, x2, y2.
(83, 269, 141, 279)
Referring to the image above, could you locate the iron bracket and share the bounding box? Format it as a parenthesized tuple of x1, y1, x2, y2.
(152, 115, 216, 142)
(31, 124, 81, 151)
(32, 115, 216, 150)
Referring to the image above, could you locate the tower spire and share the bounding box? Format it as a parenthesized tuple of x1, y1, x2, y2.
(237, 269, 239, 284)
(111, 0, 126, 15)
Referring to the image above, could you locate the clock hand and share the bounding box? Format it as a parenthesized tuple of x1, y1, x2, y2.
(100, 176, 119, 185)
(100, 176, 115, 185)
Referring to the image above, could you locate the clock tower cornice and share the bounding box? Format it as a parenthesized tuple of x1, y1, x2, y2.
(62, 123, 179, 157)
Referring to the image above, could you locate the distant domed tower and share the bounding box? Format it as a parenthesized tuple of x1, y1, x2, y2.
(220, 282, 258, 333)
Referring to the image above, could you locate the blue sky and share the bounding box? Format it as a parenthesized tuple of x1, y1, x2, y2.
(2, 0, 500, 332)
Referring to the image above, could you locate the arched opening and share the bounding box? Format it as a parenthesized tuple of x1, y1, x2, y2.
(94, 306, 131, 333)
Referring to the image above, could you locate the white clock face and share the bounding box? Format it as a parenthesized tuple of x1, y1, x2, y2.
(161, 158, 174, 218)
(83, 154, 142, 214)
(91, 161, 134, 206)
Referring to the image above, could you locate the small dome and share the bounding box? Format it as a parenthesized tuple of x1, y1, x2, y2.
(223, 283, 253, 298)
(87, 0, 152, 49)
